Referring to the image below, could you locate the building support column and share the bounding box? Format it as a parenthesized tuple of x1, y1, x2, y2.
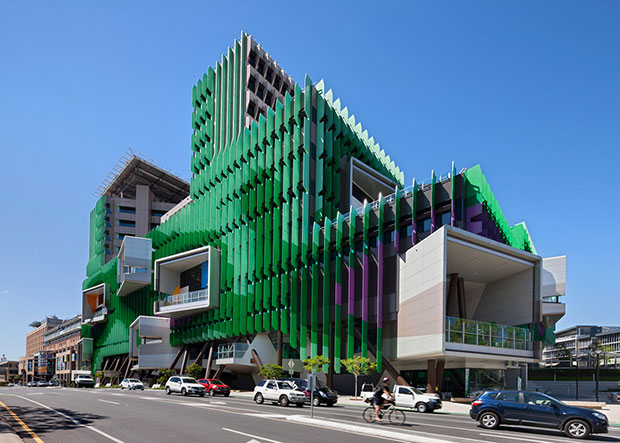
(205, 343, 214, 378)
(193, 342, 210, 366)
(276, 331, 283, 367)
(169, 345, 186, 371)
(457, 277, 466, 319)
(426, 359, 445, 394)
(179, 349, 189, 375)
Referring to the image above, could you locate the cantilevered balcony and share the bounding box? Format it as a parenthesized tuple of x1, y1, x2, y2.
(117, 237, 152, 297)
(153, 246, 220, 318)
(154, 288, 212, 318)
(445, 316, 534, 358)
(82, 283, 108, 324)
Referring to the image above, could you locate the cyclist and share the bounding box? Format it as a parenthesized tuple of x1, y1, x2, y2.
(372, 377, 393, 422)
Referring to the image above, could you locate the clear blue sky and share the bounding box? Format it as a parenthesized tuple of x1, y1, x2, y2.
(1, 1, 619, 360)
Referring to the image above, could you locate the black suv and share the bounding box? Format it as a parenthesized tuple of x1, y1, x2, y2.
(470, 390, 608, 439)
(278, 378, 338, 407)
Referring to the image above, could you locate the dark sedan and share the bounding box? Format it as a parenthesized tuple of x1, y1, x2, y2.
(470, 390, 608, 439)
(278, 377, 338, 407)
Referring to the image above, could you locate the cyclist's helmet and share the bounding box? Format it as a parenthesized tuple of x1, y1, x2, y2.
(382, 377, 390, 383)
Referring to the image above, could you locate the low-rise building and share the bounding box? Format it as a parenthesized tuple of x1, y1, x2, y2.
(0, 357, 18, 384)
(542, 325, 620, 367)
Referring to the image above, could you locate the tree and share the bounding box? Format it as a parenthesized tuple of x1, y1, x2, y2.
(341, 356, 376, 398)
(185, 363, 204, 379)
(157, 368, 175, 385)
(258, 364, 284, 379)
(302, 355, 330, 374)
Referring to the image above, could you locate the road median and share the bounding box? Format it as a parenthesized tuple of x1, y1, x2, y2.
(286, 415, 451, 442)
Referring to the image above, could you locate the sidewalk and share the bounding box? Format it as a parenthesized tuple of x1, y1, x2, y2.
(0, 418, 22, 443)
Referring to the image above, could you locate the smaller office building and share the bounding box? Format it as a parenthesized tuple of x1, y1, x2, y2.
(0, 358, 18, 385)
(23, 316, 63, 382)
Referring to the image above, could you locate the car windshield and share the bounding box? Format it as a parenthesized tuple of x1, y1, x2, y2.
(129, 379, 141, 383)
(277, 382, 293, 389)
(412, 388, 424, 395)
(209, 380, 223, 384)
(182, 378, 197, 384)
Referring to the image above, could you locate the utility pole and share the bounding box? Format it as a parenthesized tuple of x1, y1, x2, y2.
(575, 334, 579, 400)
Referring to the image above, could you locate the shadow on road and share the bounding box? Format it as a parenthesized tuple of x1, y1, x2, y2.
(0, 405, 108, 439)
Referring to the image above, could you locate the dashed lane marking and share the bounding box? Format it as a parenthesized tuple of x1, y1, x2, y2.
(98, 399, 120, 405)
(222, 427, 283, 443)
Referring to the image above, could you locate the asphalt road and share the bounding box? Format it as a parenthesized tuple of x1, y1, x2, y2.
(1, 386, 619, 443)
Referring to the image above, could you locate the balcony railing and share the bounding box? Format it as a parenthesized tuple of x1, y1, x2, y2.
(217, 343, 248, 360)
(445, 317, 532, 351)
(161, 288, 208, 307)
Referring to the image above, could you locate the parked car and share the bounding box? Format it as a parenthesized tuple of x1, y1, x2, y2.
(26, 381, 35, 387)
(197, 379, 230, 397)
(48, 379, 60, 387)
(470, 390, 608, 439)
(360, 383, 375, 401)
(392, 385, 442, 413)
(75, 375, 95, 388)
(253, 380, 306, 407)
(278, 377, 338, 407)
(120, 378, 144, 390)
(37, 381, 49, 387)
(165, 376, 206, 397)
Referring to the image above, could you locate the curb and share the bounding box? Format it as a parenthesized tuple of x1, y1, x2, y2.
(0, 418, 22, 443)
(286, 415, 451, 442)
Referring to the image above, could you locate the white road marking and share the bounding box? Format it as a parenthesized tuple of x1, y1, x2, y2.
(243, 413, 288, 419)
(222, 427, 283, 443)
(7, 394, 125, 443)
(98, 399, 120, 405)
(479, 432, 554, 443)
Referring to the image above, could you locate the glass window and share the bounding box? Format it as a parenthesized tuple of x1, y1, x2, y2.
(118, 220, 135, 227)
(416, 217, 431, 233)
(256, 380, 266, 387)
(267, 381, 276, 389)
(497, 392, 521, 403)
(118, 206, 136, 214)
(182, 378, 197, 384)
(523, 392, 554, 406)
(151, 209, 167, 217)
(398, 387, 412, 395)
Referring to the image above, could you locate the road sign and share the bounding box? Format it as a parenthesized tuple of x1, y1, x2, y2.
(287, 359, 295, 375)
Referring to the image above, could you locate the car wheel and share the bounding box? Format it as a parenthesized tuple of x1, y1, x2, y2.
(209, 390, 215, 396)
(255, 393, 264, 404)
(199, 393, 205, 398)
(181, 388, 187, 396)
(165, 387, 171, 395)
(564, 419, 590, 439)
(312, 397, 320, 407)
(479, 411, 500, 429)
(224, 393, 230, 397)
(296, 402, 304, 407)
(279, 395, 290, 407)
(121, 386, 124, 390)
(416, 402, 428, 413)
(326, 402, 335, 407)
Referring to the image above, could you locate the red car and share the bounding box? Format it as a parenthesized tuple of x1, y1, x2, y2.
(197, 379, 230, 397)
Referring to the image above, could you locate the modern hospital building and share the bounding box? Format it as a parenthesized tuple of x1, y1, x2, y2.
(79, 32, 566, 396)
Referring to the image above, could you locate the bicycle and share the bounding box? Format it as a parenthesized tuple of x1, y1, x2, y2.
(362, 398, 406, 425)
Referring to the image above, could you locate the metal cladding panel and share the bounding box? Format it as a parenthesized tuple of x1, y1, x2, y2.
(347, 206, 356, 359)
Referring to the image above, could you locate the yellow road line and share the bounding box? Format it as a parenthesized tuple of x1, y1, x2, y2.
(0, 399, 44, 443)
